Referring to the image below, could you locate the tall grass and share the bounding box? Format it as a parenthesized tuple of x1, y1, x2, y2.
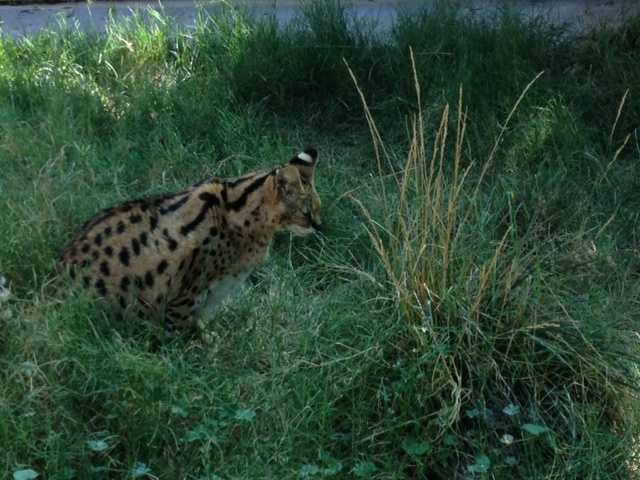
(347, 53, 640, 477)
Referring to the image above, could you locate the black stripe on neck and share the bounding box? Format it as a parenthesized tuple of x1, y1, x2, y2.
(226, 175, 255, 188)
(159, 195, 189, 215)
(226, 173, 271, 211)
(179, 192, 221, 236)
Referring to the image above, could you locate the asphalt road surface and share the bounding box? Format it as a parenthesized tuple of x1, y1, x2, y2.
(0, 0, 638, 37)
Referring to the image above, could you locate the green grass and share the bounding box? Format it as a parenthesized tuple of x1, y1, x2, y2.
(1, 2, 639, 478)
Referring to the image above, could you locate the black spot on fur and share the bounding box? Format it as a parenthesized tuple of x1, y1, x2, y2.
(244, 220, 251, 227)
(132, 238, 141, 256)
(117, 221, 126, 234)
(150, 216, 159, 231)
(210, 227, 219, 237)
(95, 278, 107, 297)
(145, 271, 155, 288)
(94, 234, 103, 246)
(104, 245, 114, 257)
(81, 243, 90, 254)
(119, 247, 130, 266)
(166, 235, 178, 251)
(91, 250, 100, 260)
(120, 276, 130, 292)
(135, 276, 145, 290)
(139, 232, 148, 247)
(157, 260, 169, 274)
(104, 226, 113, 236)
(129, 214, 142, 224)
(99, 261, 110, 276)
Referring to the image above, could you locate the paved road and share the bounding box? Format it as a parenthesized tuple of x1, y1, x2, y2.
(0, 0, 638, 37)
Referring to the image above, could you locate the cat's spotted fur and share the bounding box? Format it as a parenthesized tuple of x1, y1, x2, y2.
(59, 149, 321, 333)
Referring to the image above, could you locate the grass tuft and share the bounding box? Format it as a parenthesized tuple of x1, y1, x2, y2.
(348, 53, 640, 477)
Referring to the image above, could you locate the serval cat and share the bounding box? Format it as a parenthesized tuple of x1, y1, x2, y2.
(59, 149, 321, 335)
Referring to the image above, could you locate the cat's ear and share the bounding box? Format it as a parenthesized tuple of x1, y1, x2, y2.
(276, 165, 303, 199)
(288, 148, 318, 183)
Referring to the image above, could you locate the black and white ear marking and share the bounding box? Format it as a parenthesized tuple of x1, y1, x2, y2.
(297, 152, 313, 163)
(290, 147, 318, 167)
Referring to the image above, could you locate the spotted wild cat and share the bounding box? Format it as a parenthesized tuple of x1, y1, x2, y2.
(59, 149, 321, 334)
